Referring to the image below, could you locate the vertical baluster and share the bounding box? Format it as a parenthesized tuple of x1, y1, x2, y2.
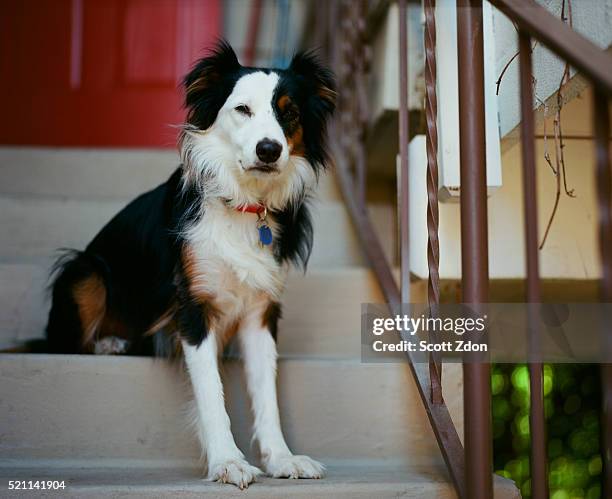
(398, 0, 410, 304)
(456, 1, 493, 497)
(354, 0, 368, 205)
(424, 0, 442, 404)
(326, 0, 338, 151)
(518, 30, 549, 499)
(593, 87, 612, 498)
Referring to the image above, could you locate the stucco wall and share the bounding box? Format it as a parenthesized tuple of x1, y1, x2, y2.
(494, 0, 612, 141)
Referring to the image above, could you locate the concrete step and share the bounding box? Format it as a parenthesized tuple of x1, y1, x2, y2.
(0, 462, 520, 498)
(0, 265, 414, 358)
(0, 147, 342, 203)
(0, 195, 395, 268)
(0, 354, 462, 468)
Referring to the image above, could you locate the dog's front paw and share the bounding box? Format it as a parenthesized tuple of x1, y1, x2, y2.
(207, 458, 263, 489)
(264, 454, 325, 479)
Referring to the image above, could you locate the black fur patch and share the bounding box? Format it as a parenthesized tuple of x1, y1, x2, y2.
(272, 200, 313, 271)
(263, 302, 282, 341)
(273, 50, 337, 172)
(175, 295, 217, 347)
(45, 167, 194, 355)
(183, 41, 252, 131)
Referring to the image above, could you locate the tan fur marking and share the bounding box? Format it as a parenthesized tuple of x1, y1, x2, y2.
(277, 95, 305, 156)
(287, 125, 305, 157)
(73, 275, 106, 347)
(219, 319, 240, 348)
(182, 246, 214, 301)
(277, 94, 291, 111)
(173, 337, 184, 358)
(187, 76, 206, 95)
(98, 315, 131, 341)
(318, 85, 338, 106)
(187, 70, 217, 98)
(145, 306, 177, 336)
(182, 246, 200, 287)
(182, 246, 221, 331)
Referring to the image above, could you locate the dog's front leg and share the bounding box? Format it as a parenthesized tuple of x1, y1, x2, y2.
(182, 334, 262, 488)
(238, 306, 325, 479)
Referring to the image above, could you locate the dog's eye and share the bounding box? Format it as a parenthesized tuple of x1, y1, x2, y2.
(284, 109, 299, 122)
(235, 105, 252, 117)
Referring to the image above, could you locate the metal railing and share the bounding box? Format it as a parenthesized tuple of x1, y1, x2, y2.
(322, 0, 612, 497)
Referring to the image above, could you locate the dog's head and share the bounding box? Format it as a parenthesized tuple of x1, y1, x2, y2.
(180, 42, 336, 208)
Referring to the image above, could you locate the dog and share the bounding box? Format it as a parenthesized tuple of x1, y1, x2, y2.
(41, 42, 336, 488)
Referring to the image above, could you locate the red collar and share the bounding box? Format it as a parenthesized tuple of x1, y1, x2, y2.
(235, 203, 266, 215)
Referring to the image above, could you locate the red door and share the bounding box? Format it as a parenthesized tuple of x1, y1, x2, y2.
(0, 0, 221, 147)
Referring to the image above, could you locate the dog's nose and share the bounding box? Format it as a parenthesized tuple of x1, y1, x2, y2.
(256, 139, 282, 164)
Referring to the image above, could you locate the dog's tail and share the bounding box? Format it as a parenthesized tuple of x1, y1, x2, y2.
(0, 339, 48, 353)
(33, 249, 110, 354)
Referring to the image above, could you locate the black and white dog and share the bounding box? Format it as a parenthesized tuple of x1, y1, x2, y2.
(42, 42, 336, 488)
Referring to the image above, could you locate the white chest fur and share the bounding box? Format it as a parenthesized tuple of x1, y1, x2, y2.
(183, 201, 287, 322)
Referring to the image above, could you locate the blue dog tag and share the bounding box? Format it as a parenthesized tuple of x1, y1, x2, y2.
(258, 224, 273, 246)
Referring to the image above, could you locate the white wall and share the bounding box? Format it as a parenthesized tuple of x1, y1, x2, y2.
(369, 2, 425, 122)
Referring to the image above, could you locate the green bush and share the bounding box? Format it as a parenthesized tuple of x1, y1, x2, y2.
(492, 364, 601, 498)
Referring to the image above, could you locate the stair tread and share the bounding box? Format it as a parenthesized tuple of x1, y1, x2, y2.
(0, 354, 456, 465)
(0, 355, 514, 496)
(0, 462, 519, 498)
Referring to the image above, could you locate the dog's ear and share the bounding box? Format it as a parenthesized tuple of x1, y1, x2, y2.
(183, 41, 241, 130)
(288, 51, 336, 118)
(287, 51, 336, 170)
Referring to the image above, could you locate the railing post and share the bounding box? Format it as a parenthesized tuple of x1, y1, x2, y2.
(456, 1, 493, 498)
(593, 87, 612, 498)
(518, 30, 549, 499)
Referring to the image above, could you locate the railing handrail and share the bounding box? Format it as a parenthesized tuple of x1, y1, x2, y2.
(490, 0, 612, 95)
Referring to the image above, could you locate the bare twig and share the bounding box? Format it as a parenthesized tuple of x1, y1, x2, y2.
(496, 51, 520, 96)
(496, 41, 538, 96)
(539, 0, 576, 250)
(557, 69, 575, 198)
(559, 0, 576, 199)
(494, 0, 578, 249)
(540, 91, 565, 250)
(533, 78, 556, 175)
